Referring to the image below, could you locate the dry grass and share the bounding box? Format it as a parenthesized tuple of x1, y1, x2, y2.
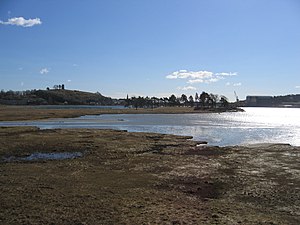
(0, 105, 200, 121)
(0, 127, 299, 224)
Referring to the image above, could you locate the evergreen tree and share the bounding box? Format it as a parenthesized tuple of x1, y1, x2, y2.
(188, 95, 194, 107)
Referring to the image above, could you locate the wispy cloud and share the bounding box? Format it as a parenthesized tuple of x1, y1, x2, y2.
(166, 70, 213, 80)
(166, 69, 237, 84)
(233, 82, 242, 86)
(40, 68, 49, 75)
(0, 17, 42, 27)
(187, 79, 205, 84)
(215, 72, 237, 76)
(226, 82, 242, 87)
(177, 86, 197, 91)
(187, 78, 220, 84)
(295, 86, 300, 89)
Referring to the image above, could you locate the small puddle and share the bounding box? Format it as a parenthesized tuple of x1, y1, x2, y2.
(3, 152, 83, 162)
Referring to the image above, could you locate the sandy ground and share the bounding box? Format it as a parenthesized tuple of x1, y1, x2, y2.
(0, 127, 299, 224)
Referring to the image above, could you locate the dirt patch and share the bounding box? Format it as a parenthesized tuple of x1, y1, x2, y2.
(159, 176, 225, 200)
(184, 145, 226, 156)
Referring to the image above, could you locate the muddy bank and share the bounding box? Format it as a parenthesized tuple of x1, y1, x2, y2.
(0, 127, 299, 224)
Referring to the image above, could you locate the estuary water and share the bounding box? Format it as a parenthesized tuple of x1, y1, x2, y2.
(1, 107, 300, 146)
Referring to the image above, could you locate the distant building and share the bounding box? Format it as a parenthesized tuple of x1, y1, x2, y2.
(246, 96, 273, 107)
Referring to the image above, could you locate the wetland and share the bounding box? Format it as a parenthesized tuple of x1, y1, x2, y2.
(0, 106, 300, 224)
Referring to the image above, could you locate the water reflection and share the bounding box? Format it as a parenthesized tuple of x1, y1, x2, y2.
(3, 152, 83, 162)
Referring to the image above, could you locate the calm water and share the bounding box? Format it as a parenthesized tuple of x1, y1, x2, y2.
(3, 152, 83, 162)
(1, 107, 300, 146)
(32, 105, 125, 109)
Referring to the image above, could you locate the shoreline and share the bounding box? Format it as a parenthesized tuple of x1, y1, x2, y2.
(0, 127, 299, 224)
(1, 105, 297, 147)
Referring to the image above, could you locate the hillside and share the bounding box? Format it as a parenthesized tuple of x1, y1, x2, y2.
(0, 89, 114, 105)
(35, 89, 113, 105)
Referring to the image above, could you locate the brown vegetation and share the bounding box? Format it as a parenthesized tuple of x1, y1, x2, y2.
(0, 105, 218, 121)
(0, 127, 299, 224)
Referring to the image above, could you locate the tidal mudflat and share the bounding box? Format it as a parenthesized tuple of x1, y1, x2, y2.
(0, 127, 299, 224)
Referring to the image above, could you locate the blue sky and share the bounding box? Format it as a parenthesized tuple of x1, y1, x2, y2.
(1, 0, 300, 101)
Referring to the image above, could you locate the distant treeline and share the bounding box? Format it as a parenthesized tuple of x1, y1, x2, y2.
(0, 89, 231, 108)
(125, 92, 230, 109)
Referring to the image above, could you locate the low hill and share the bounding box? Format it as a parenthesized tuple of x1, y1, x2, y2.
(35, 89, 113, 105)
(0, 89, 114, 105)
